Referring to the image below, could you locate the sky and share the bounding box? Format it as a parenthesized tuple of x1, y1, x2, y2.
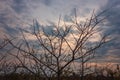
(0, 0, 120, 66)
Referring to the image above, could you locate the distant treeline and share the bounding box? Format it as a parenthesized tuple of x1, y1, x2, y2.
(0, 73, 120, 80)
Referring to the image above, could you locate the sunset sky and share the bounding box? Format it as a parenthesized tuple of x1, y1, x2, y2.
(0, 0, 120, 66)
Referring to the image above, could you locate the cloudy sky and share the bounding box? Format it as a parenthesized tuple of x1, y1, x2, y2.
(0, 0, 120, 65)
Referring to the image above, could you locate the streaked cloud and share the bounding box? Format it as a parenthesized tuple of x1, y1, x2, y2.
(95, 0, 120, 64)
(0, 0, 120, 65)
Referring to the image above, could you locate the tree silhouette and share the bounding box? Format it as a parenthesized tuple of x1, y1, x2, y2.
(1, 10, 109, 80)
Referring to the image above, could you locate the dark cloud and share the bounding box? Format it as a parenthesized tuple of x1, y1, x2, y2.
(101, 0, 120, 34)
(42, 0, 52, 6)
(100, 0, 120, 35)
(11, 0, 28, 14)
(0, 0, 30, 37)
(0, 0, 55, 38)
(0, 13, 18, 36)
(2, 24, 19, 36)
(0, 13, 6, 23)
(96, 0, 120, 63)
(33, 0, 52, 6)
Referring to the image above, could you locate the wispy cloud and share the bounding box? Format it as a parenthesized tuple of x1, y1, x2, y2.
(97, 0, 120, 60)
(11, 0, 28, 14)
(0, 0, 120, 65)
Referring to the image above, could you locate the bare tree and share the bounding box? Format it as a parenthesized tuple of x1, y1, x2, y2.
(3, 10, 109, 80)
